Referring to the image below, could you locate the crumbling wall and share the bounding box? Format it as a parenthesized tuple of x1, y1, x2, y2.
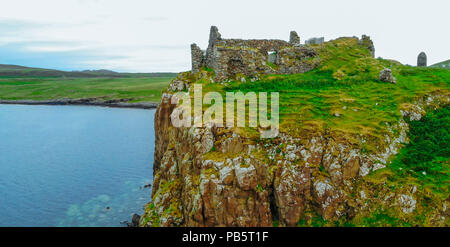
(359, 35, 375, 58)
(191, 44, 204, 74)
(289, 31, 300, 46)
(191, 26, 319, 81)
(276, 46, 319, 74)
(305, 37, 324, 45)
(217, 39, 290, 55)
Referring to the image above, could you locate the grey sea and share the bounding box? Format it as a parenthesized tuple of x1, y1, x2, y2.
(0, 104, 155, 226)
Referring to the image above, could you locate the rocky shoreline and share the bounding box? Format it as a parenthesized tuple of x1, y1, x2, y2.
(0, 98, 158, 109)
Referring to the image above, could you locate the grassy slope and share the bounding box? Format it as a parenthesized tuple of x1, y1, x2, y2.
(430, 59, 450, 69)
(0, 76, 174, 103)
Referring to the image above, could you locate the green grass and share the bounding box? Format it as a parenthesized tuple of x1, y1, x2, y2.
(191, 39, 449, 227)
(348, 107, 450, 226)
(0, 76, 174, 103)
(390, 106, 450, 196)
(357, 210, 411, 227)
(430, 59, 450, 69)
(196, 37, 449, 149)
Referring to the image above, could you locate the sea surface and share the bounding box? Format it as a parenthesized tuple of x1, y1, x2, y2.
(0, 104, 155, 226)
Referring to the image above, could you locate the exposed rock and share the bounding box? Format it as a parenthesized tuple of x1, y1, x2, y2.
(267, 51, 277, 64)
(131, 214, 141, 227)
(398, 194, 417, 214)
(379, 68, 396, 84)
(289, 31, 300, 46)
(169, 80, 187, 92)
(276, 46, 319, 74)
(359, 35, 375, 57)
(191, 26, 319, 81)
(142, 89, 448, 226)
(417, 52, 427, 67)
(274, 162, 310, 226)
(234, 162, 257, 191)
(191, 44, 204, 74)
(140, 32, 450, 227)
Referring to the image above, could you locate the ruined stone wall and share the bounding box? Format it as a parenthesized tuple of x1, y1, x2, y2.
(276, 46, 319, 74)
(305, 37, 324, 45)
(217, 39, 291, 55)
(192, 26, 318, 81)
(191, 44, 204, 74)
(289, 31, 300, 46)
(359, 35, 375, 58)
(214, 47, 270, 80)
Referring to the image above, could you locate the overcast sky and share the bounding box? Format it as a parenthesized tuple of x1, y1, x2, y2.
(0, 0, 448, 72)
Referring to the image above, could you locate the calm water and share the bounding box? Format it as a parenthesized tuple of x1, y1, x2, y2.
(0, 104, 155, 226)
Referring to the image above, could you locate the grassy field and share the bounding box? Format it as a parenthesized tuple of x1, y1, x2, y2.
(0, 76, 175, 103)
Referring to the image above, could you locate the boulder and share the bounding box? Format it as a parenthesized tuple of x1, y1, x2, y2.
(131, 213, 141, 227)
(379, 68, 396, 84)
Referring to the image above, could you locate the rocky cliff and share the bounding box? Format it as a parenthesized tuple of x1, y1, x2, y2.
(140, 36, 450, 227)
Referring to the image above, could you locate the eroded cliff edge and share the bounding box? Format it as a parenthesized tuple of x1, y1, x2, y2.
(140, 34, 449, 227)
(142, 91, 448, 226)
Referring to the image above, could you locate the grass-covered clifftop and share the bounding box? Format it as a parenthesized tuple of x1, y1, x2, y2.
(148, 36, 449, 227)
(195, 37, 449, 148)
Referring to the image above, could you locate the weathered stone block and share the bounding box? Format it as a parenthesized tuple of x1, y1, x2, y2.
(289, 31, 300, 46)
(359, 35, 375, 57)
(190, 26, 320, 81)
(417, 52, 427, 67)
(191, 43, 204, 74)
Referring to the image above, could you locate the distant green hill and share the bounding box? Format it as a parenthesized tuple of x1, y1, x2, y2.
(0, 64, 177, 78)
(430, 59, 450, 69)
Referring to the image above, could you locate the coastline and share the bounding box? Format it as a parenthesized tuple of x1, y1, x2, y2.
(0, 99, 158, 110)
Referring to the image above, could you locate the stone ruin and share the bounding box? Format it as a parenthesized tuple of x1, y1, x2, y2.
(359, 35, 375, 58)
(417, 52, 427, 67)
(191, 26, 376, 81)
(305, 37, 324, 45)
(191, 26, 319, 81)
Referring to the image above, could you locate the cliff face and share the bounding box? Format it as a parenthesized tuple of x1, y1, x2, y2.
(140, 37, 450, 227)
(141, 81, 448, 227)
